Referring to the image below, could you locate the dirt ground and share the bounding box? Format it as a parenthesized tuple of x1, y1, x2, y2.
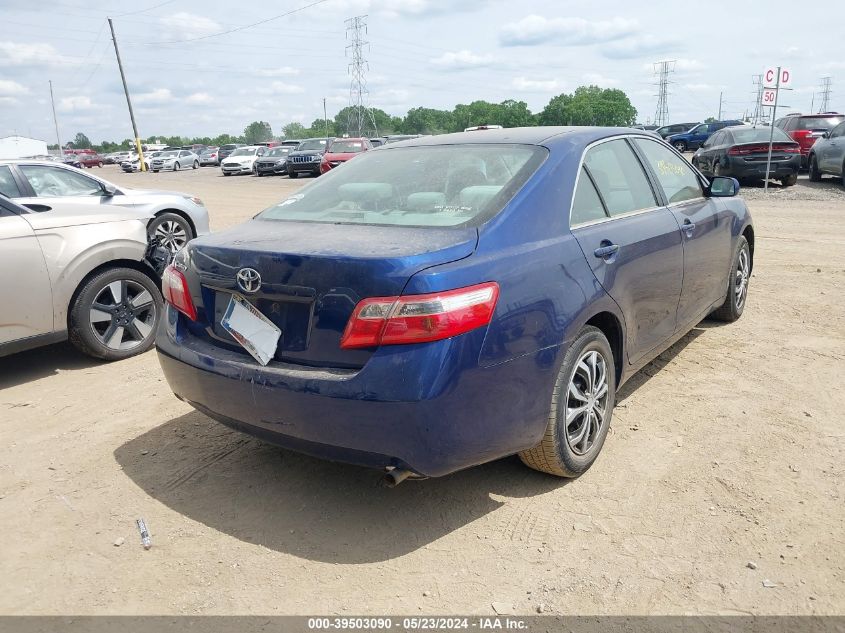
(1, 165, 843, 616)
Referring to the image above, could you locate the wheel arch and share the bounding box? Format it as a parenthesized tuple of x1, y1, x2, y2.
(154, 208, 197, 236)
(742, 224, 755, 272)
(583, 311, 624, 386)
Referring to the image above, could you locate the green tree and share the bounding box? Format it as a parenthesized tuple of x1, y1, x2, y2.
(538, 93, 574, 126)
(497, 99, 535, 128)
(212, 133, 241, 145)
(243, 121, 273, 144)
(333, 106, 398, 137)
(704, 116, 716, 123)
(401, 107, 455, 134)
(282, 122, 307, 139)
(538, 87, 636, 127)
(71, 132, 92, 149)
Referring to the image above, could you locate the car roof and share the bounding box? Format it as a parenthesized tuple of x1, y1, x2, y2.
(381, 126, 659, 149)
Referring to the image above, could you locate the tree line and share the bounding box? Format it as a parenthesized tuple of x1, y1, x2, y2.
(62, 86, 637, 152)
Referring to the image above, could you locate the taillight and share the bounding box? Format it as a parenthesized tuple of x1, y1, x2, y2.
(340, 282, 500, 349)
(728, 143, 800, 155)
(161, 264, 197, 321)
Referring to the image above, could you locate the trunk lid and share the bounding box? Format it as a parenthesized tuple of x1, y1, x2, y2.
(183, 219, 478, 368)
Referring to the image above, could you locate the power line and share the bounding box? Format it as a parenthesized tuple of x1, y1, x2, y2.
(112, 0, 180, 18)
(345, 15, 378, 137)
(653, 60, 675, 126)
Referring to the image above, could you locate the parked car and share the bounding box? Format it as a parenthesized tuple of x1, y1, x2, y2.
(0, 160, 209, 253)
(655, 122, 699, 139)
(808, 120, 845, 187)
(692, 126, 800, 186)
(383, 134, 426, 144)
(151, 150, 199, 172)
(255, 146, 293, 176)
(286, 138, 333, 178)
(775, 112, 845, 168)
(78, 153, 104, 168)
(666, 120, 744, 152)
(465, 125, 504, 131)
(217, 143, 245, 164)
(198, 147, 219, 166)
(319, 137, 372, 174)
(156, 127, 754, 482)
(0, 193, 168, 360)
(61, 154, 82, 169)
(369, 138, 385, 147)
(121, 151, 162, 173)
(630, 124, 659, 131)
(221, 146, 267, 176)
(280, 139, 303, 148)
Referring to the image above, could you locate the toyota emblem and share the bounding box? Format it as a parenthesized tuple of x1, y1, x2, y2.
(236, 267, 261, 293)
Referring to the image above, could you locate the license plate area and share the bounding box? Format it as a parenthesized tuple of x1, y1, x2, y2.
(220, 294, 282, 366)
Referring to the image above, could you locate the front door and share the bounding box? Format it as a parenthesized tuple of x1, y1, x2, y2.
(11, 163, 133, 214)
(569, 138, 684, 365)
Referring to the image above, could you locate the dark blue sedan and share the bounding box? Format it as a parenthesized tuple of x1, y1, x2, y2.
(157, 127, 754, 482)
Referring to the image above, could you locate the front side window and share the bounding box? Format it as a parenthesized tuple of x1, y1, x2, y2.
(829, 123, 845, 138)
(19, 165, 102, 198)
(634, 138, 703, 205)
(258, 144, 547, 228)
(583, 139, 656, 217)
(0, 166, 21, 197)
(570, 167, 608, 226)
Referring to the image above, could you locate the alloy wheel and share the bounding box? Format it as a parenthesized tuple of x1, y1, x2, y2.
(735, 246, 750, 310)
(565, 350, 609, 456)
(88, 279, 157, 351)
(155, 219, 188, 252)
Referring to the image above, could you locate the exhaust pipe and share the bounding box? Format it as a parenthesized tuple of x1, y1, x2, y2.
(383, 468, 413, 488)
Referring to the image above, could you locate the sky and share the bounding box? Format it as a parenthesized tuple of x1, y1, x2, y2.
(1, 0, 843, 144)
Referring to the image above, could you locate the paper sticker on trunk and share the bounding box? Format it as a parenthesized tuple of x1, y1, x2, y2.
(221, 294, 281, 366)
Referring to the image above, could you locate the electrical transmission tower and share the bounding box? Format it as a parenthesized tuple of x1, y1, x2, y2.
(345, 15, 378, 137)
(653, 60, 675, 127)
(818, 76, 832, 113)
(751, 74, 763, 125)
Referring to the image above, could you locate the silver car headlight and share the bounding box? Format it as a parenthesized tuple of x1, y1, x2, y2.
(185, 196, 204, 206)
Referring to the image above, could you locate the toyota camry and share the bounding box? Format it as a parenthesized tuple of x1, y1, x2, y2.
(156, 127, 754, 482)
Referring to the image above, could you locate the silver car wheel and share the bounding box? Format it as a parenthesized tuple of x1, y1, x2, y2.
(155, 219, 188, 252)
(88, 279, 157, 351)
(735, 245, 750, 310)
(565, 350, 609, 456)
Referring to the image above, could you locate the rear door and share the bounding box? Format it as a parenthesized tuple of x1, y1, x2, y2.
(633, 137, 733, 329)
(820, 122, 845, 172)
(0, 195, 54, 343)
(569, 137, 683, 365)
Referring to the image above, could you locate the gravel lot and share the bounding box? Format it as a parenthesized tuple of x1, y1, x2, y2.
(2, 165, 843, 615)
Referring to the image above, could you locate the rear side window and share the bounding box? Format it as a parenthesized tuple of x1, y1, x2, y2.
(19, 165, 102, 197)
(583, 139, 656, 217)
(634, 138, 703, 204)
(258, 144, 547, 228)
(0, 166, 21, 197)
(570, 168, 608, 227)
(831, 123, 845, 138)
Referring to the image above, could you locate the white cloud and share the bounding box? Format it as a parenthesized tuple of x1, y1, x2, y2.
(0, 96, 18, 105)
(684, 83, 722, 93)
(159, 12, 221, 40)
(500, 15, 638, 46)
(603, 35, 679, 59)
(254, 66, 300, 77)
(321, 0, 484, 18)
(430, 50, 494, 70)
(0, 41, 62, 67)
(512, 76, 563, 92)
(0, 79, 28, 96)
(186, 92, 212, 104)
(582, 73, 619, 87)
(135, 88, 173, 104)
(257, 81, 305, 95)
(57, 96, 94, 112)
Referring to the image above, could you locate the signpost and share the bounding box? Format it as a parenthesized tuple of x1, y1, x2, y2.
(762, 66, 792, 192)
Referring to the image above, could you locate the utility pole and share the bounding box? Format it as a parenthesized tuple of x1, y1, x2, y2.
(818, 76, 832, 113)
(48, 80, 63, 158)
(323, 97, 329, 138)
(652, 60, 675, 127)
(108, 18, 145, 171)
(751, 74, 763, 125)
(717, 92, 724, 120)
(764, 67, 781, 193)
(345, 15, 378, 137)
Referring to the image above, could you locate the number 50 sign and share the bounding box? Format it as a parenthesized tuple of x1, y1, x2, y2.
(761, 88, 777, 104)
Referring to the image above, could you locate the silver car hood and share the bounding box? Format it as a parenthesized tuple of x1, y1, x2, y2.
(22, 207, 154, 231)
(118, 187, 191, 199)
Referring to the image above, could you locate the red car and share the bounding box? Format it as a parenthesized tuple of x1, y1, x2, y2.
(78, 153, 104, 168)
(319, 138, 372, 174)
(775, 112, 845, 168)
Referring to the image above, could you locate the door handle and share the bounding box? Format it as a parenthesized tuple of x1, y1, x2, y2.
(681, 220, 696, 234)
(593, 243, 619, 259)
(23, 203, 52, 213)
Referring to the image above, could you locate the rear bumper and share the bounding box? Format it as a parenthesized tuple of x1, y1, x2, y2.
(156, 307, 558, 477)
(724, 155, 800, 179)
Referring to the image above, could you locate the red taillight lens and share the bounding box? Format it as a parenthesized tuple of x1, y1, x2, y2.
(728, 143, 800, 155)
(340, 282, 500, 349)
(161, 264, 197, 321)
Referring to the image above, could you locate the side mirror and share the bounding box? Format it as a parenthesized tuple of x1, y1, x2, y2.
(821, 131, 829, 139)
(102, 183, 117, 197)
(708, 176, 739, 197)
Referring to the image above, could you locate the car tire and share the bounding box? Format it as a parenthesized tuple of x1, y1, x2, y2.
(841, 160, 845, 188)
(289, 172, 298, 178)
(518, 326, 616, 478)
(152, 170, 159, 173)
(98, 162, 103, 168)
(193, 160, 199, 169)
(673, 140, 687, 152)
(68, 267, 162, 361)
(148, 212, 194, 253)
(808, 155, 822, 182)
(223, 172, 231, 176)
(173, 161, 180, 171)
(780, 173, 798, 187)
(710, 236, 750, 323)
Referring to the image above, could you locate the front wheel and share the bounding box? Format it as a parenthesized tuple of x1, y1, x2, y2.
(288, 171, 298, 179)
(193, 160, 199, 169)
(780, 173, 798, 187)
(173, 161, 180, 171)
(710, 236, 750, 322)
(808, 155, 822, 182)
(148, 212, 193, 253)
(673, 140, 687, 152)
(519, 326, 616, 478)
(69, 267, 162, 361)
(98, 162, 103, 168)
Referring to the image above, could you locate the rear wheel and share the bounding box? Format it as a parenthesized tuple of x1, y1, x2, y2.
(673, 140, 687, 152)
(69, 267, 162, 361)
(148, 212, 193, 253)
(173, 161, 180, 171)
(97, 161, 103, 168)
(289, 171, 298, 179)
(519, 326, 615, 478)
(710, 236, 750, 322)
(808, 155, 822, 182)
(780, 173, 798, 187)
(193, 160, 199, 169)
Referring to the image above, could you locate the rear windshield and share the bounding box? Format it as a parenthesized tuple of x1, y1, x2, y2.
(221, 144, 239, 150)
(297, 139, 328, 151)
(730, 127, 792, 143)
(258, 144, 547, 228)
(230, 147, 257, 156)
(329, 140, 365, 153)
(795, 116, 844, 130)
